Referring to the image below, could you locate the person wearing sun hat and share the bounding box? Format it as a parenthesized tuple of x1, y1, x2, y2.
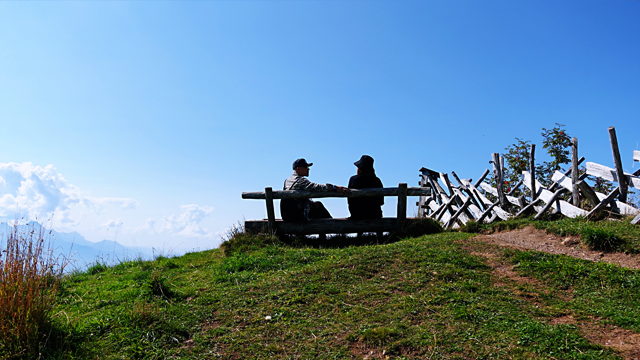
(281, 158, 349, 222)
(347, 155, 384, 220)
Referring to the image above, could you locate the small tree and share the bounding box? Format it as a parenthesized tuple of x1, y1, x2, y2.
(502, 138, 532, 197)
(537, 123, 572, 187)
(486, 124, 615, 207)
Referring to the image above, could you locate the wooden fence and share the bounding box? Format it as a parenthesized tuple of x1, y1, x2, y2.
(418, 126, 640, 228)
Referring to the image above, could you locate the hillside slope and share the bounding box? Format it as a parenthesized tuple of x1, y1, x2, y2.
(46, 230, 640, 359)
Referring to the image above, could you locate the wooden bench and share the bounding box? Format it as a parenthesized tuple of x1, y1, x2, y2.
(242, 183, 432, 235)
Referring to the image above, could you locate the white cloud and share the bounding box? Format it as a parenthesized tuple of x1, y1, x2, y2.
(137, 204, 215, 238)
(104, 218, 124, 228)
(0, 162, 138, 223)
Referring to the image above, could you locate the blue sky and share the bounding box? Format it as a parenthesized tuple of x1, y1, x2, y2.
(1, 0, 639, 252)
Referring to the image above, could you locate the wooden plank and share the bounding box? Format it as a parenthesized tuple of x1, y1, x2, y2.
(594, 192, 639, 215)
(420, 175, 443, 204)
(461, 179, 491, 205)
(530, 144, 537, 200)
(577, 180, 601, 208)
(634, 150, 640, 163)
(534, 188, 568, 219)
(480, 183, 521, 207)
(585, 162, 640, 189)
(436, 195, 459, 222)
(552, 171, 639, 215)
(631, 212, 640, 225)
(439, 173, 455, 198)
(507, 179, 524, 196)
(473, 169, 490, 189)
(453, 188, 483, 219)
(445, 197, 472, 229)
(265, 187, 276, 234)
(427, 200, 451, 224)
(571, 137, 580, 206)
(476, 201, 499, 224)
(586, 187, 620, 221)
(609, 127, 628, 202)
(522, 171, 586, 218)
(515, 198, 543, 217)
(246, 218, 403, 234)
(452, 171, 485, 212)
(449, 188, 475, 222)
(549, 156, 585, 192)
(460, 179, 510, 220)
(430, 176, 450, 200)
(397, 183, 407, 227)
(242, 187, 431, 200)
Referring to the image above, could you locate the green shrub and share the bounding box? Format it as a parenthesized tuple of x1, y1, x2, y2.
(460, 220, 482, 233)
(582, 227, 625, 252)
(394, 217, 443, 239)
(148, 270, 178, 300)
(220, 232, 281, 257)
(87, 262, 108, 275)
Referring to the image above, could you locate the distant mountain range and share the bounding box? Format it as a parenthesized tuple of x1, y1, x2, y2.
(0, 222, 155, 272)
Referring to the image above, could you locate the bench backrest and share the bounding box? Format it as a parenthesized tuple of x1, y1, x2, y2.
(242, 183, 431, 233)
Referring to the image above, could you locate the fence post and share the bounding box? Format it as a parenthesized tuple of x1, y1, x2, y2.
(265, 187, 276, 234)
(492, 153, 507, 208)
(609, 127, 628, 202)
(529, 144, 537, 201)
(397, 183, 407, 228)
(571, 138, 580, 206)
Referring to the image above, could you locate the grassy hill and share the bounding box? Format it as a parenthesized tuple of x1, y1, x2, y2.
(16, 218, 640, 359)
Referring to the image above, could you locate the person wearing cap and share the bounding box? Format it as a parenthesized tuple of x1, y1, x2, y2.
(348, 155, 384, 220)
(281, 158, 349, 222)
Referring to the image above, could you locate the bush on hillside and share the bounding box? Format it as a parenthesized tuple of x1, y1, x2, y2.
(220, 225, 281, 257)
(582, 228, 626, 252)
(393, 217, 443, 239)
(459, 220, 483, 233)
(0, 221, 66, 358)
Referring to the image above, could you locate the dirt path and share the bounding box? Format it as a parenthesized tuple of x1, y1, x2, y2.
(473, 226, 640, 269)
(469, 227, 640, 358)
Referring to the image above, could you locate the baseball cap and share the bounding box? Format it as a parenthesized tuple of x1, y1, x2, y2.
(292, 158, 313, 170)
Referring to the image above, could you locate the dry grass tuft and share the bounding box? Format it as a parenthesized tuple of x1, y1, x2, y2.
(0, 221, 66, 358)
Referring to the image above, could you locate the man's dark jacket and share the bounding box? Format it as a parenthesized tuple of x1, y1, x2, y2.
(348, 173, 384, 219)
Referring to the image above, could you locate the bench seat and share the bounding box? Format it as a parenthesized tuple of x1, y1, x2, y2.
(245, 217, 419, 235)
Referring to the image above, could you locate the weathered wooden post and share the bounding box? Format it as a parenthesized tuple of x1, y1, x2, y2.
(264, 187, 276, 234)
(397, 183, 407, 228)
(474, 169, 490, 189)
(609, 126, 628, 202)
(439, 173, 455, 198)
(571, 138, 580, 206)
(577, 180, 600, 207)
(491, 153, 507, 208)
(587, 186, 620, 221)
(529, 144, 537, 201)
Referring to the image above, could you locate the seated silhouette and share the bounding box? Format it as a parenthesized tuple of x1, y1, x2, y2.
(348, 155, 383, 220)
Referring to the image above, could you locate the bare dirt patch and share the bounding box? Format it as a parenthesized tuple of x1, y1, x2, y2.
(466, 227, 640, 358)
(580, 321, 640, 358)
(473, 226, 640, 269)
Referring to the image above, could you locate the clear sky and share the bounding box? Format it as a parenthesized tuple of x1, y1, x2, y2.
(1, 0, 639, 253)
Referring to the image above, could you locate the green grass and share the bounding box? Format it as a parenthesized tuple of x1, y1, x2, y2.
(36, 219, 640, 359)
(505, 249, 640, 331)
